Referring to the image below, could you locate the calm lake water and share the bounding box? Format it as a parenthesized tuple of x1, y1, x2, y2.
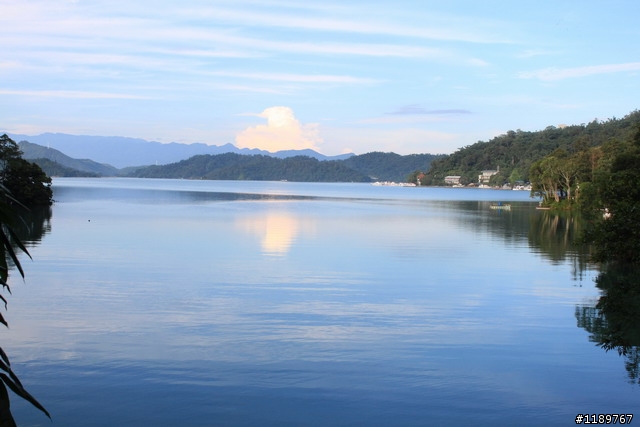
(4, 178, 639, 426)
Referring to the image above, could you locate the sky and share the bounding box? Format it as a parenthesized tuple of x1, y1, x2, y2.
(1, 0, 639, 156)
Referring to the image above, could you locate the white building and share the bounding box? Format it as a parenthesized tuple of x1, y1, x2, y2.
(478, 166, 500, 184)
(444, 176, 461, 185)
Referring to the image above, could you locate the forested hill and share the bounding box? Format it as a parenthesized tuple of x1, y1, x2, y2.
(342, 152, 444, 182)
(129, 153, 370, 182)
(128, 152, 441, 182)
(422, 110, 640, 186)
(19, 140, 118, 176)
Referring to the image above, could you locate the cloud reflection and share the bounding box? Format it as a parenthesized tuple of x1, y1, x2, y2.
(237, 210, 315, 256)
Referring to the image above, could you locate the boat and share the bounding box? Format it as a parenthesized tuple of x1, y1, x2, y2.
(371, 181, 416, 187)
(489, 203, 511, 210)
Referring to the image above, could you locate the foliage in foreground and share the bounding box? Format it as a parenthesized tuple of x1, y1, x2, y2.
(0, 186, 50, 425)
(0, 135, 52, 424)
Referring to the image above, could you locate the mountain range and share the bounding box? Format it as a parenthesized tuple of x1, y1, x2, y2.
(13, 133, 441, 182)
(9, 133, 353, 169)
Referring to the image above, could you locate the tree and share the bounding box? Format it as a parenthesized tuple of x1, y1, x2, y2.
(0, 137, 22, 167)
(3, 159, 53, 207)
(529, 154, 562, 204)
(529, 146, 595, 208)
(508, 168, 523, 185)
(0, 135, 52, 208)
(582, 127, 640, 264)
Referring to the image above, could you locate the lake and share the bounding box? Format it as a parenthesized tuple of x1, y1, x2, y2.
(4, 178, 639, 426)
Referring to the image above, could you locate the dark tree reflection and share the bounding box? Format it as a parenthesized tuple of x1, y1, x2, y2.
(528, 210, 593, 281)
(0, 205, 53, 424)
(13, 206, 52, 245)
(576, 265, 640, 384)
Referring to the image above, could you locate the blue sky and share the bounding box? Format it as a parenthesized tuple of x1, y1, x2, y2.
(1, 0, 639, 155)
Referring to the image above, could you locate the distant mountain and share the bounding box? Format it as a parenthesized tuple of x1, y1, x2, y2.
(18, 140, 119, 176)
(16, 138, 438, 182)
(8, 133, 353, 169)
(270, 149, 353, 161)
(12, 133, 441, 182)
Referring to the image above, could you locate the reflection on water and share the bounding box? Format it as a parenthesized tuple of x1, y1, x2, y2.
(528, 210, 592, 281)
(7, 178, 640, 426)
(5, 206, 52, 276)
(237, 211, 315, 256)
(576, 265, 640, 384)
(12, 206, 52, 246)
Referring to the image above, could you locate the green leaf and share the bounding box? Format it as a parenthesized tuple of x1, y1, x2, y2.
(0, 280, 10, 295)
(0, 259, 7, 285)
(0, 374, 50, 419)
(0, 381, 17, 427)
(0, 360, 10, 375)
(0, 348, 10, 368)
(0, 231, 23, 280)
(5, 228, 30, 262)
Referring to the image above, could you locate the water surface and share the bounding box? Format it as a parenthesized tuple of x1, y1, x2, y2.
(5, 178, 637, 426)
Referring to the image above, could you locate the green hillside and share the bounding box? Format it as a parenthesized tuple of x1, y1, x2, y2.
(19, 140, 119, 176)
(29, 158, 99, 177)
(128, 153, 372, 182)
(342, 152, 443, 182)
(127, 151, 441, 182)
(422, 110, 640, 186)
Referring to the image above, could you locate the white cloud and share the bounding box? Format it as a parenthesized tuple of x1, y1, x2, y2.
(520, 62, 640, 81)
(235, 106, 322, 152)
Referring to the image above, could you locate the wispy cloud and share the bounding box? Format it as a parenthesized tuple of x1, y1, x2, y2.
(0, 3, 443, 58)
(185, 6, 513, 44)
(230, 38, 442, 58)
(213, 84, 290, 95)
(515, 49, 557, 59)
(520, 62, 640, 81)
(210, 71, 381, 84)
(387, 105, 472, 116)
(0, 89, 152, 99)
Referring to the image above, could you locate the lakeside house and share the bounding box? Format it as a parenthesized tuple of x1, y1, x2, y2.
(478, 166, 500, 184)
(444, 176, 461, 185)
